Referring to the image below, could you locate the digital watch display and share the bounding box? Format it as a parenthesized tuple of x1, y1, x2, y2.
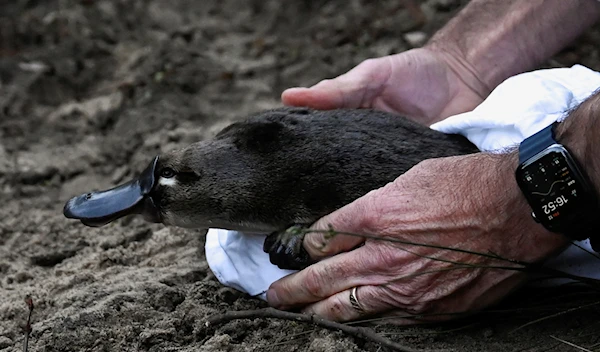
(516, 123, 598, 241)
(516, 145, 594, 232)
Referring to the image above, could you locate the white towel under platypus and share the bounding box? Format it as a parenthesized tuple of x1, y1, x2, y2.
(206, 64, 600, 299)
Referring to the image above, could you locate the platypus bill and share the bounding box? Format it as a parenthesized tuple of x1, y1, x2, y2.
(64, 107, 478, 269)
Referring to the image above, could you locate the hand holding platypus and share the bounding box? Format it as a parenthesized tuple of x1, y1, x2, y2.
(64, 107, 478, 269)
(62, 104, 570, 324)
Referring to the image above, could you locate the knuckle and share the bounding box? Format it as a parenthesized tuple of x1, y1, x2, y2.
(356, 194, 383, 233)
(369, 243, 398, 266)
(359, 243, 405, 276)
(324, 234, 360, 254)
(308, 209, 362, 256)
(305, 222, 341, 258)
(302, 266, 328, 299)
(304, 232, 328, 255)
(268, 280, 289, 300)
(314, 78, 334, 88)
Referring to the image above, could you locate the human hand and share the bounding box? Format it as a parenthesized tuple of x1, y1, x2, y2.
(266, 153, 568, 322)
(282, 47, 490, 126)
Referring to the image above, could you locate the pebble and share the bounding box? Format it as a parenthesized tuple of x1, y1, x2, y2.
(201, 334, 231, 351)
(403, 31, 428, 48)
(216, 287, 241, 304)
(14, 271, 33, 283)
(0, 336, 12, 349)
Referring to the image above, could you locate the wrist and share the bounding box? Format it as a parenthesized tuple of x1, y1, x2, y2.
(479, 152, 569, 261)
(500, 153, 571, 258)
(555, 92, 600, 197)
(423, 44, 491, 102)
(515, 102, 600, 245)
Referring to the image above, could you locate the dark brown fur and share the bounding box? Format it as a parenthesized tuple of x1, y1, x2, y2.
(152, 107, 478, 269)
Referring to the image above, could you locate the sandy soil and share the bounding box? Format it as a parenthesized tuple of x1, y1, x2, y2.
(1, 1, 599, 351)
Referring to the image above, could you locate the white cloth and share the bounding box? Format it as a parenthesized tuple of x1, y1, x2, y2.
(206, 65, 600, 299)
(431, 65, 600, 152)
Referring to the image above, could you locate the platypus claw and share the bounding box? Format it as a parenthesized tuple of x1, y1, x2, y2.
(264, 224, 314, 270)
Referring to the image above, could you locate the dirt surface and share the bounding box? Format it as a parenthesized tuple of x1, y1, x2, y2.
(1, 1, 599, 351)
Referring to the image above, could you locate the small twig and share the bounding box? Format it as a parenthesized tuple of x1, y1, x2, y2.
(204, 308, 421, 352)
(22, 297, 34, 352)
(303, 228, 600, 288)
(380, 321, 482, 337)
(589, 341, 600, 348)
(549, 335, 593, 352)
(270, 328, 315, 348)
(509, 300, 600, 334)
(309, 227, 531, 266)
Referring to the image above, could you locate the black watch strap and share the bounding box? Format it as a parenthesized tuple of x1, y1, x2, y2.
(518, 124, 556, 164)
(518, 122, 599, 246)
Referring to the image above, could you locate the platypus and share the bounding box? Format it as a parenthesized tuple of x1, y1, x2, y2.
(64, 107, 478, 269)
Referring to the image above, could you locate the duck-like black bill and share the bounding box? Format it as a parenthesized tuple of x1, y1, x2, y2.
(63, 157, 160, 227)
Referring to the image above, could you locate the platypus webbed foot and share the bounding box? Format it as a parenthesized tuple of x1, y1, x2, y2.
(264, 224, 314, 270)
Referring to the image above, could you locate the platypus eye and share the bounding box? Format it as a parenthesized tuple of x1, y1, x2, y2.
(160, 168, 176, 178)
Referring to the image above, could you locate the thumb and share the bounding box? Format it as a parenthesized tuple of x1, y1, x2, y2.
(281, 79, 361, 110)
(282, 58, 388, 109)
(304, 194, 374, 260)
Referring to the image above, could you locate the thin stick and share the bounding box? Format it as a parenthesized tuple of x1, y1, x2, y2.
(271, 328, 315, 347)
(509, 300, 600, 334)
(304, 228, 528, 265)
(303, 228, 600, 287)
(204, 308, 422, 352)
(23, 297, 34, 352)
(549, 335, 593, 352)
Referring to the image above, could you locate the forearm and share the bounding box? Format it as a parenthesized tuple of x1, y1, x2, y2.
(428, 0, 600, 97)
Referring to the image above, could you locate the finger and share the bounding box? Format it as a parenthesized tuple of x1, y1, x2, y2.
(266, 256, 357, 309)
(301, 286, 444, 324)
(267, 242, 389, 308)
(302, 192, 375, 260)
(301, 285, 394, 322)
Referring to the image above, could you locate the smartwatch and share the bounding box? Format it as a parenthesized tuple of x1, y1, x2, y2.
(515, 123, 599, 247)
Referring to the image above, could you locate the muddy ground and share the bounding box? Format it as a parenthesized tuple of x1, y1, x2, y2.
(0, 1, 599, 351)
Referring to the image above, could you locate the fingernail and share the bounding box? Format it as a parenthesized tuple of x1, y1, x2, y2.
(284, 87, 307, 93)
(266, 288, 281, 307)
(282, 88, 308, 99)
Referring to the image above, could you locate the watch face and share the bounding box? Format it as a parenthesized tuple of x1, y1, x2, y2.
(516, 145, 593, 230)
